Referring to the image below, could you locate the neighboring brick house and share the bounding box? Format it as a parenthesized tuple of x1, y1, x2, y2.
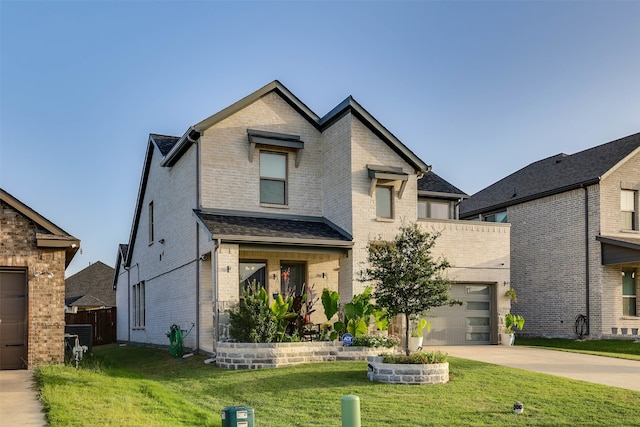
(65, 261, 116, 313)
(460, 133, 640, 338)
(114, 81, 510, 353)
(0, 189, 80, 369)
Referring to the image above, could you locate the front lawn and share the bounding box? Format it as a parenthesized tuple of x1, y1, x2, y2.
(516, 337, 640, 361)
(36, 345, 640, 427)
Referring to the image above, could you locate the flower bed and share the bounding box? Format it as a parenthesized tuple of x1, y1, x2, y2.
(215, 341, 397, 370)
(366, 355, 449, 385)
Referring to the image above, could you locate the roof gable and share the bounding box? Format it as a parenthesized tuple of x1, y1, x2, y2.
(418, 171, 468, 199)
(460, 132, 640, 217)
(0, 188, 80, 267)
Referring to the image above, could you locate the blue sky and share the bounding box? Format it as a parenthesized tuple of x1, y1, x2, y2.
(1, 0, 639, 277)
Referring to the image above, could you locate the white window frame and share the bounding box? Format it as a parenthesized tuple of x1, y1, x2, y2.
(259, 151, 288, 205)
(133, 281, 146, 328)
(622, 269, 637, 317)
(620, 189, 637, 231)
(148, 201, 154, 244)
(375, 185, 394, 219)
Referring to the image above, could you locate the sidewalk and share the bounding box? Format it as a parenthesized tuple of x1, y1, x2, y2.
(0, 369, 47, 426)
(437, 345, 640, 391)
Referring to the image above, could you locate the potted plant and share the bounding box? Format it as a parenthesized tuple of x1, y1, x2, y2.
(408, 318, 431, 352)
(500, 313, 524, 346)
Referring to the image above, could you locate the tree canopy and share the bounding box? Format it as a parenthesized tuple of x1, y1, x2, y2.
(364, 223, 459, 354)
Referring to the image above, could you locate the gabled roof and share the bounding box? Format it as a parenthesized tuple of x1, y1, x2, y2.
(194, 209, 353, 250)
(418, 171, 468, 199)
(163, 80, 428, 173)
(150, 134, 181, 156)
(112, 244, 128, 290)
(460, 132, 640, 217)
(0, 188, 80, 267)
(65, 261, 116, 308)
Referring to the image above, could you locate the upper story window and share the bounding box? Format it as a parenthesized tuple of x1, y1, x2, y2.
(260, 151, 287, 205)
(376, 186, 393, 219)
(484, 211, 508, 223)
(621, 189, 637, 231)
(418, 199, 452, 219)
(622, 269, 637, 316)
(148, 201, 154, 244)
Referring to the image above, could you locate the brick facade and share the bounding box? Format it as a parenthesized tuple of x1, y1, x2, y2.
(1, 199, 75, 367)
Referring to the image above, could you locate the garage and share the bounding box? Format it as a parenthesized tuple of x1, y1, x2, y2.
(426, 283, 496, 345)
(0, 269, 28, 370)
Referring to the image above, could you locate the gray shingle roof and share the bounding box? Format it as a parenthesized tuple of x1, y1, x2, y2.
(418, 171, 467, 197)
(150, 134, 181, 156)
(460, 132, 640, 217)
(65, 261, 116, 307)
(194, 210, 352, 247)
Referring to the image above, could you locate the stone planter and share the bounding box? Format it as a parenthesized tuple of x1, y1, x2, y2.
(215, 341, 397, 370)
(366, 355, 449, 385)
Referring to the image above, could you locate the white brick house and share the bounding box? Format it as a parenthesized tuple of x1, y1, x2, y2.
(460, 133, 640, 338)
(114, 81, 510, 352)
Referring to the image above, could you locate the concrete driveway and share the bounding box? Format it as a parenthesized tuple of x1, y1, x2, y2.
(437, 345, 640, 391)
(0, 369, 47, 426)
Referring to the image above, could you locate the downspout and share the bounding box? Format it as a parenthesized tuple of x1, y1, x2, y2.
(213, 239, 221, 344)
(584, 186, 590, 336)
(194, 129, 201, 353)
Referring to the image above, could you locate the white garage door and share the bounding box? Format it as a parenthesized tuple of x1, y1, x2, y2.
(425, 283, 494, 346)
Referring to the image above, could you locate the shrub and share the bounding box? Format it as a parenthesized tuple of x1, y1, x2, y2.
(382, 350, 448, 364)
(351, 334, 399, 348)
(229, 283, 277, 343)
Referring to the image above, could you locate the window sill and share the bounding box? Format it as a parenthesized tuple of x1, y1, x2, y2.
(260, 203, 289, 209)
(132, 327, 146, 330)
(620, 229, 639, 234)
(376, 217, 394, 223)
(621, 316, 640, 321)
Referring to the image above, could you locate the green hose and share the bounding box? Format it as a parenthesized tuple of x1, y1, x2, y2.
(168, 323, 194, 357)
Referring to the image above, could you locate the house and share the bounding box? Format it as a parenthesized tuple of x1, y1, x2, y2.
(65, 261, 116, 313)
(0, 188, 80, 369)
(114, 81, 510, 352)
(460, 132, 640, 338)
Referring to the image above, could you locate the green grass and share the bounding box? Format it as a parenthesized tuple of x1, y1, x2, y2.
(516, 337, 640, 361)
(36, 344, 640, 427)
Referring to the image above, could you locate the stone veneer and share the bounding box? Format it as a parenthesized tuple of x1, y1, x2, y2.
(366, 356, 449, 385)
(216, 342, 397, 370)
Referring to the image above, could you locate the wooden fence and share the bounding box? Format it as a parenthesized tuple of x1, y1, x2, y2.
(65, 307, 117, 346)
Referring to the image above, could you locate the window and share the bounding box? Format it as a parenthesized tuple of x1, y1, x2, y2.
(418, 199, 452, 219)
(148, 202, 154, 243)
(281, 262, 306, 296)
(484, 211, 508, 223)
(621, 190, 637, 231)
(133, 281, 146, 328)
(260, 152, 287, 204)
(622, 269, 637, 316)
(239, 261, 266, 296)
(376, 186, 393, 219)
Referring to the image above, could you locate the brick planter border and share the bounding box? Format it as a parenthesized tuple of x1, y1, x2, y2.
(215, 341, 397, 370)
(366, 356, 449, 385)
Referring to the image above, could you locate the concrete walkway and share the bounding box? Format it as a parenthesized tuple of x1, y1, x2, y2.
(437, 345, 640, 391)
(0, 369, 47, 426)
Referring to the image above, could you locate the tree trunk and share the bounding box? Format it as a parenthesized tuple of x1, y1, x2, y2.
(405, 312, 410, 355)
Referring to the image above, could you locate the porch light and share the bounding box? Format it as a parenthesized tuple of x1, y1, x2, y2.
(34, 271, 54, 278)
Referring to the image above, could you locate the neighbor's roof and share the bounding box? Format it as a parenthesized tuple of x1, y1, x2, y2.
(65, 261, 116, 308)
(0, 188, 80, 267)
(194, 209, 353, 249)
(460, 132, 640, 217)
(417, 171, 468, 199)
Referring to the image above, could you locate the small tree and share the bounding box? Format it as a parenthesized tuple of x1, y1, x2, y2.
(364, 223, 460, 355)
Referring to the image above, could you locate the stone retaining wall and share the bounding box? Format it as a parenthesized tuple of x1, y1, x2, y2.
(366, 356, 449, 385)
(216, 342, 397, 370)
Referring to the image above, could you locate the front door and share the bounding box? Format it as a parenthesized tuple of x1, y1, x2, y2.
(0, 269, 28, 369)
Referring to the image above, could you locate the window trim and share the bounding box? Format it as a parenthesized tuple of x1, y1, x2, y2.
(148, 201, 154, 245)
(259, 151, 288, 205)
(375, 185, 394, 220)
(622, 269, 637, 317)
(133, 281, 146, 328)
(620, 189, 637, 231)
